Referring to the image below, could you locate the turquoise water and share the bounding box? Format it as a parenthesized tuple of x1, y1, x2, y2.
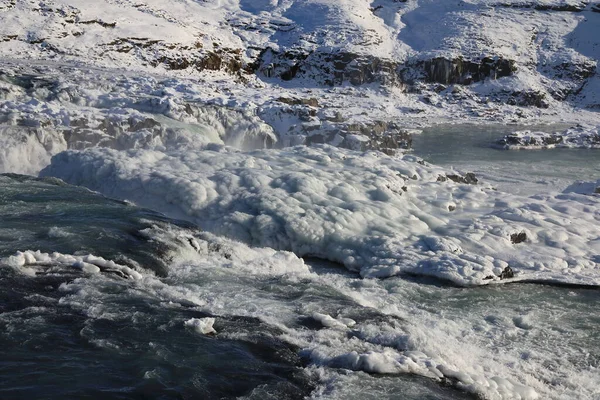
(412, 124, 600, 195)
(0, 175, 311, 399)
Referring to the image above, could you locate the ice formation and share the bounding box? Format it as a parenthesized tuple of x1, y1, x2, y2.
(184, 318, 217, 335)
(41, 144, 600, 287)
(497, 125, 600, 149)
(3, 249, 142, 279)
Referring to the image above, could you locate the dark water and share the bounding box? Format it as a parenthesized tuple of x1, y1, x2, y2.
(0, 174, 311, 399)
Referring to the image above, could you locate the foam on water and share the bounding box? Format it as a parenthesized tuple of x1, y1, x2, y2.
(0, 177, 598, 399)
(4, 250, 142, 279)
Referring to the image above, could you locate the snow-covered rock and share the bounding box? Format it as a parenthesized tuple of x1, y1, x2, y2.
(497, 124, 600, 149)
(40, 144, 600, 287)
(0, 0, 599, 140)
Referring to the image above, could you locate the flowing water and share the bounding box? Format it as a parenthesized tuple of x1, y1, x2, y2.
(1, 123, 599, 399)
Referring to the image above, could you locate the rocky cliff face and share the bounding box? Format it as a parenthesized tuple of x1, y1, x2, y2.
(420, 57, 517, 85)
(254, 49, 403, 87)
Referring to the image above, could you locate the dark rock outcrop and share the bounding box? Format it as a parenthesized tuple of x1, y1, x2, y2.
(410, 56, 516, 85)
(497, 2, 588, 12)
(499, 266, 515, 279)
(254, 48, 403, 87)
(438, 173, 479, 185)
(505, 90, 549, 108)
(510, 232, 527, 244)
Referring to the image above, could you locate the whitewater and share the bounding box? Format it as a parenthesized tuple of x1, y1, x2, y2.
(1, 88, 599, 398)
(1, 0, 600, 399)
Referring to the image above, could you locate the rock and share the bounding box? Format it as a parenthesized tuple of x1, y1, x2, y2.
(499, 266, 515, 279)
(497, 125, 600, 149)
(254, 49, 403, 87)
(506, 90, 549, 108)
(338, 121, 414, 154)
(300, 120, 414, 154)
(510, 232, 527, 244)
(497, 2, 587, 12)
(277, 97, 319, 107)
(416, 56, 516, 85)
(498, 132, 563, 147)
(442, 173, 478, 185)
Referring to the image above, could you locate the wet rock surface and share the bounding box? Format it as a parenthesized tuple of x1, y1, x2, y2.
(417, 57, 516, 85)
(254, 49, 403, 87)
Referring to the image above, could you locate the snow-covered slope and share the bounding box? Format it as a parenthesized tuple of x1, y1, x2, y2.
(1, 0, 599, 147)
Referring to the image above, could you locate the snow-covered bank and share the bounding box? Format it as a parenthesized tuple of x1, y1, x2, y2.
(2, 0, 600, 155)
(497, 124, 600, 149)
(40, 144, 600, 287)
(1, 1, 599, 398)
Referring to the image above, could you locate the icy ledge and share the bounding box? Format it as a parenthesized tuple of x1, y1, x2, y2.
(40, 144, 600, 287)
(497, 125, 600, 149)
(2, 250, 142, 279)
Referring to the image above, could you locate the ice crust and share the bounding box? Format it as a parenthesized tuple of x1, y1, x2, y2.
(41, 144, 600, 287)
(2, 249, 142, 279)
(498, 125, 600, 149)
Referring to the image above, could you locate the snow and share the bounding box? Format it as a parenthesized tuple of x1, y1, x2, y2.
(1, 1, 599, 399)
(563, 179, 600, 195)
(497, 124, 600, 149)
(0, 0, 599, 145)
(40, 144, 600, 287)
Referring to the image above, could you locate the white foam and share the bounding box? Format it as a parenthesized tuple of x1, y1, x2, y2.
(30, 221, 596, 400)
